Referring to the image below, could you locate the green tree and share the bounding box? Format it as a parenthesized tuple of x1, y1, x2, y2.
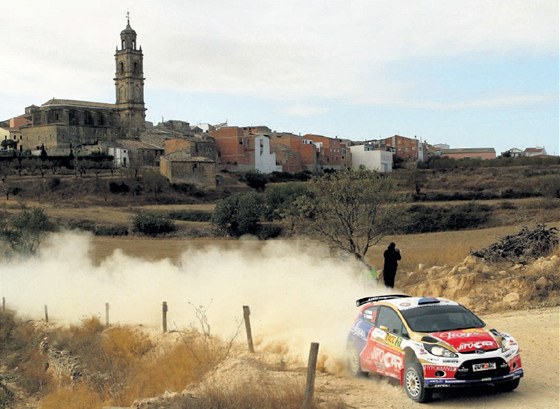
(290, 168, 403, 266)
(0, 139, 17, 150)
(0, 207, 55, 255)
(212, 192, 264, 237)
(263, 182, 310, 221)
(406, 168, 428, 195)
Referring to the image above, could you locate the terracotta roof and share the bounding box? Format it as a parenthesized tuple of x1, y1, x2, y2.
(42, 98, 115, 110)
(105, 139, 163, 150)
(441, 148, 496, 154)
(163, 151, 214, 162)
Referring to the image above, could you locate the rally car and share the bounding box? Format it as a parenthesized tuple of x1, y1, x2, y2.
(347, 294, 523, 402)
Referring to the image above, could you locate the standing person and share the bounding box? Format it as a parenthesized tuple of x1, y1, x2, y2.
(383, 242, 401, 288)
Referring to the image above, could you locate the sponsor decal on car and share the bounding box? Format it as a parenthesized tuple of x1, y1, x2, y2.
(432, 329, 499, 352)
(435, 329, 487, 339)
(457, 340, 496, 351)
(372, 346, 403, 371)
(424, 365, 456, 371)
(385, 333, 403, 348)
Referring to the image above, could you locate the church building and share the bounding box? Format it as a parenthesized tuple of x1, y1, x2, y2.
(17, 15, 147, 152)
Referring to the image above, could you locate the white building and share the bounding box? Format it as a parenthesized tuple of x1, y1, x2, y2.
(254, 135, 282, 173)
(350, 144, 393, 173)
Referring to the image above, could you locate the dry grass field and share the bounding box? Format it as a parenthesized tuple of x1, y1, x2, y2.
(1, 164, 559, 409)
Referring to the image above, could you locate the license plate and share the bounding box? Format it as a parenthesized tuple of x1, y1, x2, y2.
(473, 362, 496, 372)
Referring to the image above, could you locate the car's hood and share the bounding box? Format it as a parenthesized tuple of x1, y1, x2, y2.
(430, 328, 499, 353)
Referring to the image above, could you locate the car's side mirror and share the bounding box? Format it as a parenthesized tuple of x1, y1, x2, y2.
(379, 325, 389, 332)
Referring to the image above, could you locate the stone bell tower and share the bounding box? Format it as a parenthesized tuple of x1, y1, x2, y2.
(114, 12, 146, 137)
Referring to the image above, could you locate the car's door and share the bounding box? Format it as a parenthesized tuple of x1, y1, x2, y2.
(352, 306, 379, 369)
(362, 305, 407, 379)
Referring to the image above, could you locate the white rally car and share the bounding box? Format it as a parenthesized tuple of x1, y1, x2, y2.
(347, 294, 523, 402)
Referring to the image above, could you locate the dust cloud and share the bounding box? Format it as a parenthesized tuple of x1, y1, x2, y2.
(0, 231, 393, 372)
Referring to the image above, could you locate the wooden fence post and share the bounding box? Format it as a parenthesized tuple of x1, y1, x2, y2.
(302, 342, 319, 409)
(105, 302, 110, 326)
(243, 305, 254, 353)
(162, 301, 168, 333)
(2, 297, 4, 312)
(44, 305, 49, 323)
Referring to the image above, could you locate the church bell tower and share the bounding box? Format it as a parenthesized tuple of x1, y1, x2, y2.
(114, 13, 146, 137)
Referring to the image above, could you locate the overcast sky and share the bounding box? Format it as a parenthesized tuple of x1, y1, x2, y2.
(1, 0, 558, 155)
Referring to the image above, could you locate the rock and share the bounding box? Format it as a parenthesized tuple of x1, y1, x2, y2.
(463, 256, 478, 268)
(535, 277, 549, 289)
(503, 292, 520, 305)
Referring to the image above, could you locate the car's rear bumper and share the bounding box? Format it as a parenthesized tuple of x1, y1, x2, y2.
(425, 368, 524, 389)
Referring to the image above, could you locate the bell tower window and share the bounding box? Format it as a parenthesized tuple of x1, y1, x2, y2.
(120, 62, 124, 74)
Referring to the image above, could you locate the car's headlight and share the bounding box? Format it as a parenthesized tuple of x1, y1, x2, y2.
(424, 343, 458, 358)
(501, 338, 512, 352)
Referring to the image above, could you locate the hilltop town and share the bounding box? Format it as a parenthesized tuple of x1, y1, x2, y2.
(0, 18, 551, 188)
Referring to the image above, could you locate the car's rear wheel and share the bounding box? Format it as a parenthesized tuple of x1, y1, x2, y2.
(495, 378, 520, 393)
(404, 361, 432, 403)
(347, 346, 367, 377)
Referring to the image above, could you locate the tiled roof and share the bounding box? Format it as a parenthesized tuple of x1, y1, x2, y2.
(441, 147, 496, 154)
(163, 151, 214, 162)
(105, 139, 163, 150)
(42, 98, 115, 110)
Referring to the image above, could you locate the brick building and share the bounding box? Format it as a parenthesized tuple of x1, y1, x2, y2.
(302, 134, 352, 170)
(210, 126, 281, 173)
(268, 132, 318, 173)
(366, 135, 424, 162)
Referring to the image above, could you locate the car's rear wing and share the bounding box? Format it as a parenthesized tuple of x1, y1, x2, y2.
(356, 294, 410, 307)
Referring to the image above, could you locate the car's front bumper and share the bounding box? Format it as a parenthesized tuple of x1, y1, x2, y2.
(425, 368, 524, 389)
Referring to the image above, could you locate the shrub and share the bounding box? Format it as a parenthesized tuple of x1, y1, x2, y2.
(540, 175, 560, 199)
(93, 225, 129, 236)
(109, 181, 130, 194)
(132, 212, 176, 236)
(244, 171, 268, 191)
(0, 207, 56, 255)
(47, 177, 61, 191)
(403, 203, 490, 233)
(168, 210, 212, 222)
(212, 192, 264, 237)
(257, 224, 283, 239)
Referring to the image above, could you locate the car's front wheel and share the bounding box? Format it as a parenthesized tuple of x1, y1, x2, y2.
(404, 361, 432, 403)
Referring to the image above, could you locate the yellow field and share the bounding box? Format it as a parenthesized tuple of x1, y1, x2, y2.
(88, 221, 560, 272)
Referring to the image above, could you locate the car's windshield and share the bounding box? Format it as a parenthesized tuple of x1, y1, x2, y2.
(401, 304, 485, 332)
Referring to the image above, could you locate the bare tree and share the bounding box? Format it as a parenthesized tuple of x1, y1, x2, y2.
(291, 167, 404, 267)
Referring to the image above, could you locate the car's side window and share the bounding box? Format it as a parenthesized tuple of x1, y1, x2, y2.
(362, 306, 379, 325)
(377, 306, 406, 337)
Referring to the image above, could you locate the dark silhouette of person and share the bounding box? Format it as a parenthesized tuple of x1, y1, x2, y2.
(383, 242, 401, 288)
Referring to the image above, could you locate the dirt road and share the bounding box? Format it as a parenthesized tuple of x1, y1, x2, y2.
(315, 307, 559, 409)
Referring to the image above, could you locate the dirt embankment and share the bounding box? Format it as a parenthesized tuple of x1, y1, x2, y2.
(129, 307, 559, 409)
(130, 251, 560, 409)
